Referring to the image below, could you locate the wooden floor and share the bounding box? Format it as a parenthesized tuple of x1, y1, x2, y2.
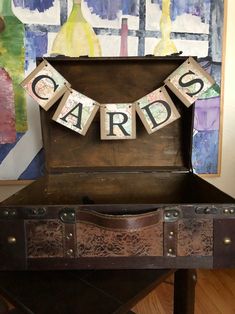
(1, 269, 235, 313)
(132, 269, 235, 314)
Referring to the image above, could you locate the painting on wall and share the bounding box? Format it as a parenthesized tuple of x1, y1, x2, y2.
(0, 0, 225, 179)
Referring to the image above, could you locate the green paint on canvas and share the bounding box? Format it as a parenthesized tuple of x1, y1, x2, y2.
(0, 1, 27, 132)
(199, 83, 220, 99)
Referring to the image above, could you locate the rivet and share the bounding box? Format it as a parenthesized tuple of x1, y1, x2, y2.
(192, 274, 197, 282)
(224, 209, 229, 214)
(11, 210, 16, 216)
(4, 210, 9, 216)
(169, 231, 174, 237)
(67, 249, 74, 255)
(8, 236, 16, 244)
(223, 237, 232, 245)
(230, 209, 234, 214)
(168, 248, 173, 254)
(173, 212, 179, 217)
(63, 213, 68, 217)
(66, 233, 73, 239)
(71, 213, 75, 217)
(166, 212, 171, 218)
(204, 208, 211, 214)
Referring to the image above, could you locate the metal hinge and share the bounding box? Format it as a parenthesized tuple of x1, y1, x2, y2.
(59, 208, 76, 224)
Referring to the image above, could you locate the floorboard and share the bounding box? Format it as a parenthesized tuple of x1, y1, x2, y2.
(132, 270, 235, 314)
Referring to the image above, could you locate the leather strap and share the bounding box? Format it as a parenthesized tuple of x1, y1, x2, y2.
(164, 221, 177, 257)
(77, 209, 162, 230)
(63, 224, 76, 258)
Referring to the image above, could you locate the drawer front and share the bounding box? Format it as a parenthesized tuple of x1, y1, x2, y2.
(76, 209, 163, 257)
(0, 220, 26, 270)
(214, 219, 235, 268)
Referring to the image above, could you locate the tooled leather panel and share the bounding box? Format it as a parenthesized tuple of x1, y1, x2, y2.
(26, 220, 64, 258)
(77, 222, 163, 257)
(177, 219, 213, 256)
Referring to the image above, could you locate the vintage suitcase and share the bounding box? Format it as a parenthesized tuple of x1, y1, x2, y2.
(0, 56, 235, 270)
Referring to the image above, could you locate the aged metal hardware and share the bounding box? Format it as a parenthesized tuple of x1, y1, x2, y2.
(0, 208, 17, 218)
(167, 248, 176, 257)
(223, 237, 232, 245)
(59, 208, 76, 223)
(66, 233, 73, 240)
(195, 206, 218, 215)
(67, 249, 74, 255)
(7, 236, 16, 244)
(223, 208, 235, 215)
(164, 209, 181, 221)
(26, 207, 47, 217)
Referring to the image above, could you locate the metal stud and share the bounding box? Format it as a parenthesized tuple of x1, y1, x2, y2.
(168, 248, 173, 254)
(173, 212, 179, 217)
(67, 249, 74, 255)
(8, 236, 16, 244)
(223, 237, 232, 245)
(66, 233, 73, 240)
(169, 231, 174, 237)
(166, 212, 171, 218)
(230, 209, 235, 214)
(224, 209, 229, 214)
(204, 208, 211, 214)
(3, 210, 9, 216)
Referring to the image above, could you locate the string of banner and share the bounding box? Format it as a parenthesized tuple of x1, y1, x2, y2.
(21, 57, 215, 140)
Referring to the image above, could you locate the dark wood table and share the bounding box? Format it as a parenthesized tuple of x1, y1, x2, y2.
(0, 269, 196, 314)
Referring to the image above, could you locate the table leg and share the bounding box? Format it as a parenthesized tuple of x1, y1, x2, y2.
(173, 269, 197, 314)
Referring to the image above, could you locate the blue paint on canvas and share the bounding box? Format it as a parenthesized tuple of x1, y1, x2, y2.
(192, 130, 219, 174)
(25, 28, 48, 70)
(151, 0, 211, 23)
(19, 149, 45, 180)
(84, 0, 139, 20)
(13, 0, 55, 12)
(0, 133, 24, 164)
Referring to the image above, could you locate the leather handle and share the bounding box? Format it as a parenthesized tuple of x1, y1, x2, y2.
(77, 209, 162, 230)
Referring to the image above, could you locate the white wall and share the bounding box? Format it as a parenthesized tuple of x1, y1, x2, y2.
(206, 0, 235, 197)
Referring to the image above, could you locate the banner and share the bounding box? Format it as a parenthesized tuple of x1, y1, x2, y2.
(21, 57, 215, 140)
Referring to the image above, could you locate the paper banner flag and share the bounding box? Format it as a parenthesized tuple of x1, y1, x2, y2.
(21, 60, 70, 111)
(165, 57, 215, 107)
(100, 103, 136, 140)
(53, 88, 99, 136)
(135, 86, 180, 134)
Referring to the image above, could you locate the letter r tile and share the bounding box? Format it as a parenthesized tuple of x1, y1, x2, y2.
(100, 103, 136, 140)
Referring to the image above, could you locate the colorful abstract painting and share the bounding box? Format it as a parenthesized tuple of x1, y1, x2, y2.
(0, 0, 225, 179)
(0, 1, 27, 133)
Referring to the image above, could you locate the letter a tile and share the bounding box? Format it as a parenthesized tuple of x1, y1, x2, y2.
(165, 57, 215, 107)
(100, 104, 136, 140)
(53, 88, 99, 136)
(135, 86, 180, 134)
(21, 60, 70, 111)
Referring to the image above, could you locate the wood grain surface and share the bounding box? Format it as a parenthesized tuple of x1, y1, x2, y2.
(132, 269, 235, 314)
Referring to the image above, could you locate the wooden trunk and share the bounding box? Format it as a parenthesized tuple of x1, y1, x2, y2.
(0, 57, 234, 270)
